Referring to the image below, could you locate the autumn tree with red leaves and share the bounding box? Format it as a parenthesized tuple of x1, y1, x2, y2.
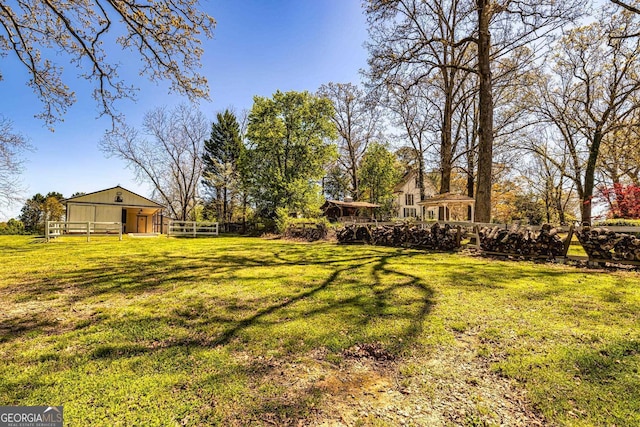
(600, 183, 640, 219)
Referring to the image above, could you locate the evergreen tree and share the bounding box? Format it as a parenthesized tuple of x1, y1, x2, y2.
(202, 110, 244, 222)
(19, 192, 64, 233)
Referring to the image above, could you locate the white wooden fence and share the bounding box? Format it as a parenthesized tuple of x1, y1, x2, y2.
(46, 221, 122, 242)
(167, 221, 219, 237)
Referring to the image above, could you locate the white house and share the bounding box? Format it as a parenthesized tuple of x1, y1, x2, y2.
(393, 171, 437, 220)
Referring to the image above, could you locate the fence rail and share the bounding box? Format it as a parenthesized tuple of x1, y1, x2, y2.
(167, 221, 219, 237)
(46, 221, 122, 242)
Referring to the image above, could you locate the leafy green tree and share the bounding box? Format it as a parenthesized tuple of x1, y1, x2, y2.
(19, 192, 64, 233)
(323, 162, 351, 200)
(42, 195, 65, 224)
(202, 109, 245, 222)
(246, 90, 337, 218)
(0, 218, 25, 235)
(19, 193, 45, 232)
(514, 195, 545, 225)
(359, 142, 402, 219)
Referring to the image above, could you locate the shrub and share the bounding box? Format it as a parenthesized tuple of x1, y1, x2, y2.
(600, 183, 640, 219)
(594, 218, 640, 227)
(0, 219, 26, 235)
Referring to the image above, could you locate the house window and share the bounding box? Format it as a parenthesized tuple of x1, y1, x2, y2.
(427, 210, 435, 220)
(403, 208, 417, 218)
(405, 194, 414, 206)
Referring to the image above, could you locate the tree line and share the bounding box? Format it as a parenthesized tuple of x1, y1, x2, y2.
(100, 91, 405, 225)
(2, 1, 640, 226)
(3, 191, 82, 234)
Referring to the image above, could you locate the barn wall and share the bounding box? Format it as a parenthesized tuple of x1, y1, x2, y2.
(95, 206, 121, 223)
(73, 188, 122, 204)
(67, 204, 96, 222)
(65, 187, 162, 233)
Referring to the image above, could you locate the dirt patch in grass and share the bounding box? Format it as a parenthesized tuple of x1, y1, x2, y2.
(307, 337, 546, 426)
(240, 339, 547, 427)
(342, 342, 396, 363)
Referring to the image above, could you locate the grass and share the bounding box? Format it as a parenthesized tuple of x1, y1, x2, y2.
(0, 235, 639, 426)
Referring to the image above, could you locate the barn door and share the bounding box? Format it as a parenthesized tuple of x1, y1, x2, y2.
(121, 209, 127, 233)
(137, 216, 147, 233)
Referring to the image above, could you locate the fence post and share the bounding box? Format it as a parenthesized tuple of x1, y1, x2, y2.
(119, 222, 123, 241)
(45, 221, 50, 242)
(87, 221, 91, 242)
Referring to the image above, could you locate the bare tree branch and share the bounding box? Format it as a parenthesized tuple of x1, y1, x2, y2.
(100, 104, 207, 220)
(0, 115, 29, 210)
(0, 0, 215, 127)
(611, 0, 640, 15)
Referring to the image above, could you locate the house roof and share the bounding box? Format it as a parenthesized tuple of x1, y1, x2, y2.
(393, 170, 437, 195)
(62, 185, 163, 208)
(322, 199, 380, 209)
(418, 192, 475, 206)
(393, 170, 415, 193)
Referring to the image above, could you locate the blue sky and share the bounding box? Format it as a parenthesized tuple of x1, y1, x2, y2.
(0, 0, 369, 220)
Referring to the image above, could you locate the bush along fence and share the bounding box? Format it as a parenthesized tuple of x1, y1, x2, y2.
(337, 222, 461, 251)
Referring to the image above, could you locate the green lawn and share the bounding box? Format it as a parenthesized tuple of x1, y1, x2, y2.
(0, 235, 638, 426)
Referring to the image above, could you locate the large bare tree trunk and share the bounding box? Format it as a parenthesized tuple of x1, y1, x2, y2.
(474, 0, 494, 223)
(441, 87, 453, 195)
(582, 130, 603, 224)
(417, 156, 427, 202)
(439, 81, 454, 221)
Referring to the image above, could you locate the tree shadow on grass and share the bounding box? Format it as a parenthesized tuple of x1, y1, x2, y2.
(169, 249, 435, 425)
(1, 243, 417, 343)
(370, 250, 434, 351)
(1, 244, 436, 425)
(209, 264, 361, 348)
(515, 338, 640, 425)
(0, 316, 59, 344)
